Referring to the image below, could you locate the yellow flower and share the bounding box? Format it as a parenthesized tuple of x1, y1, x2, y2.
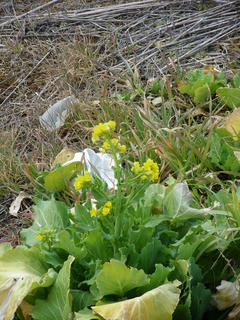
(90, 208, 98, 217)
(102, 207, 110, 216)
(118, 145, 126, 153)
(74, 171, 91, 191)
(36, 234, 43, 241)
(143, 159, 159, 181)
(131, 162, 142, 174)
(131, 159, 159, 181)
(100, 138, 126, 154)
(105, 201, 112, 208)
(92, 121, 116, 143)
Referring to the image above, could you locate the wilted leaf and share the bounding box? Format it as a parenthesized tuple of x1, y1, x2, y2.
(44, 161, 83, 192)
(31, 256, 75, 320)
(92, 281, 181, 320)
(225, 109, 240, 141)
(20, 301, 34, 320)
(9, 192, 31, 217)
(0, 247, 51, 320)
(212, 280, 239, 311)
(96, 259, 149, 298)
(216, 88, 240, 108)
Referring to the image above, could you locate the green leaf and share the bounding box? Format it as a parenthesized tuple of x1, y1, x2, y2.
(216, 87, 240, 108)
(0, 247, 49, 320)
(163, 183, 205, 221)
(85, 230, 113, 262)
(174, 304, 192, 320)
(190, 283, 211, 320)
(73, 204, 97, 232)
(144, 183, 166, 208)
(92, 281, 181, 320)
(194, 84, 211, 104)
(96, 259, 149, 298)
(21, 198, 70, 246)
(139, 239, 171, 274)
(31, 255, 75, 320)
(137, 264, 171, 295)
(145, 215, 170, 228)
(54, 230, 86, 263)
(71, 290, 95, 312)
(231, 72, 240, 88)
(44, 161, 83, 192)
(74, 308, 100, 320)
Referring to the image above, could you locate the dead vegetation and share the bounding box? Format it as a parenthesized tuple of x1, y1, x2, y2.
(0, 0, 240, 242)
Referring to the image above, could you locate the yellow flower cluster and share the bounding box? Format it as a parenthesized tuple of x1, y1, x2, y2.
(74, 171, 91, 191)
(90, 201, 112, 217)
(100, 138, 126, 153)
(131, 158, 159, 182)
(36, 234, 43, 241)
(92, 121, 116, 143)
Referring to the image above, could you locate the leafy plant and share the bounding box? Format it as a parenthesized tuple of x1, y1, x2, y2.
(1, 120, 240, 320)
(178, 67, 227, 105)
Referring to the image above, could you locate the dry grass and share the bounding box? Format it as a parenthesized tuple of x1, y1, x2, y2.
(0, 0, 240, 243)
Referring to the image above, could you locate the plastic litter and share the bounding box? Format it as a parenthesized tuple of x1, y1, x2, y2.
(39, 96, 75, 131)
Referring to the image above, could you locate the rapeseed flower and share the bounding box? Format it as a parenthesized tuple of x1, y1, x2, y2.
(102, 207, 111, 216)
(90, 208, 98, 217)
(92, 121, 116, 143)
(131, 159, 159, 182)
(74, 171, 91, 191)
(143, 159, 159, 181)
(36, 234, 43, 241)
(100, 138, 126, 153)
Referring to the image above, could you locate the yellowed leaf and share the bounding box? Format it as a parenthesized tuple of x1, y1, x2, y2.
(53, 147, 77, 166)
(92, 281, 181, 320)
(225, 109, 240, 141)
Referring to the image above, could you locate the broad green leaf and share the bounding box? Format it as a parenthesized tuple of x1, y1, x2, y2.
(163, 183, 205, 221)
(190, 283, 211, 320)
(21, 198, 70, 246)
(144, 184, 166, 208)
(231, 72, 240, 88)
(173, 304, 191, 320)
(73, 204, 97, 232)
(0, 247, 50, 320)
(96, 259, 149, 298)
(216, 87, 240, 108)
(54, 230, 86, 263)
(71, 290, 95, 312)
(44, 161, 83, 192)
(85, 230, 113, 262)
(139, 239, 171, 274)
(137, 264, 171, 295)
(31, 255, 75, 320)
(92, 281, 181, 320)
(74, 308, 100, 320)
(225, 109, 240, 141)
(194, 84, 211, 104)
(145, 215, 170, 228)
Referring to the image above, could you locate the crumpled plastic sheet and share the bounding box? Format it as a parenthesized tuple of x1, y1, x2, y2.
(63, 148, 117, 190)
